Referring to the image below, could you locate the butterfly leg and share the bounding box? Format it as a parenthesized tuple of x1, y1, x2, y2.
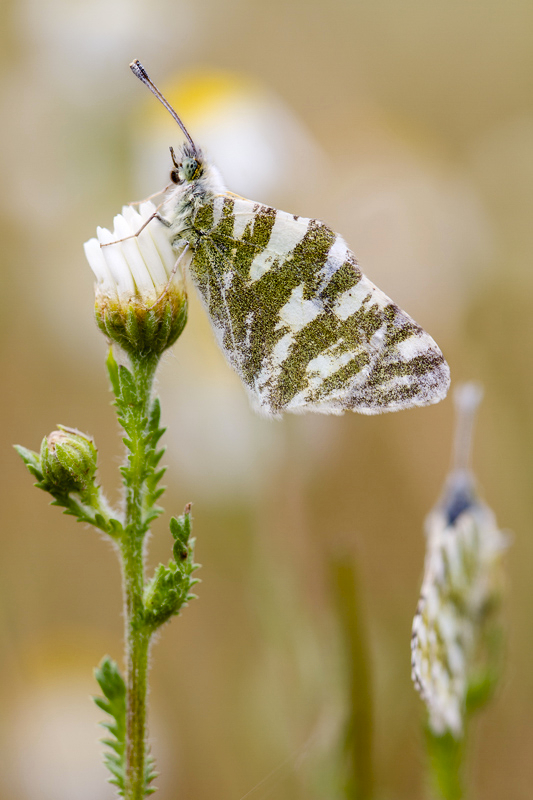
(100, 202, 169, 248)
(127, 183, 172, 206)
(148, 243, 190, 310)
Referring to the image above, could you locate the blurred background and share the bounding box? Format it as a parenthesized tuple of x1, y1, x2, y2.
(1, 1, 532, 798)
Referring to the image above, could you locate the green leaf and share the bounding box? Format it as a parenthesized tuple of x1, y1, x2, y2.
(94, 656, 126, 796)
(106, 347, 120, 398)
(93, 655, 156, 796)
(143, 510, 199, 630)
(148, 397, 161, 431)
(14, 445, 44, 482)
(118, 365, 137, 405)
(145, 751, 158, 795)
(108, 518, 124, 537)
(170, 505, 192, 558)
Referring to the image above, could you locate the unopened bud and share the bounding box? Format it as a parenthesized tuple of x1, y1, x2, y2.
(40, 426, 97, 494)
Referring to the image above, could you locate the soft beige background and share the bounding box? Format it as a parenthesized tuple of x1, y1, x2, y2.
(1, 1, 532, 798)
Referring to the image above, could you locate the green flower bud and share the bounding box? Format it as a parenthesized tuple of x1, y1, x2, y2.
(40, 426, 97, 494)
(84, 203, 187, 356)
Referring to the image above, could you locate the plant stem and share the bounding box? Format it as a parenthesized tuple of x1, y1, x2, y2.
(424, 726, 466, 800)
(330, 554, 373, 800)
(120, 353, 159, 800)
(121, 534, 151, 799)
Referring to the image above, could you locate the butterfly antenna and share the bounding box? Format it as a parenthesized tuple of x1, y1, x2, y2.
(130, 59, 197, 155)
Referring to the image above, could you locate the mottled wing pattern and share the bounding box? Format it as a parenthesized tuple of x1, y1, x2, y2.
(188, 195, 450, 417)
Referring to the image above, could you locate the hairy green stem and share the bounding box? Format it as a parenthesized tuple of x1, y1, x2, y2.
(120, 353, 159, 800)
(121, 534, 151, 799)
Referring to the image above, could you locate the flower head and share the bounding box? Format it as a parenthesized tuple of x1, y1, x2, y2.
(84, 202, 187, 356)
(411, 383, 508, 736)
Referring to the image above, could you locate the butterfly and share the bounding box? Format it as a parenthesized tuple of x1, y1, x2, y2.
(129, 60, 450, 418)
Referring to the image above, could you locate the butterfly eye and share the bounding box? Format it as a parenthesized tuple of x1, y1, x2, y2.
(170, 168, 181, 184)
(181, 157, 200, 181)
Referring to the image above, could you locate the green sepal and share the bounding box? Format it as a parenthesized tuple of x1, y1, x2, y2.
(38, 427, 98, 495)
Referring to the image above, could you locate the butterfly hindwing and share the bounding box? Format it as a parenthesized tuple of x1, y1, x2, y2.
(188, 195, 450, 417)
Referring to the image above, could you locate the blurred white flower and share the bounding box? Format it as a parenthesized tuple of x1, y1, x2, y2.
(411, 383, 508, 736)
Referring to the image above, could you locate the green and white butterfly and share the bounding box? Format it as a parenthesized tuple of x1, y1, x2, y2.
(129, 60, 450, 418)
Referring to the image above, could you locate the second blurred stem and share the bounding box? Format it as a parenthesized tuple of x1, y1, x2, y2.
(331, 554, 373, 800)
(424, 727, 466, 800)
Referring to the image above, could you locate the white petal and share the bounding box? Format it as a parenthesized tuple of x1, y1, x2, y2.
(83, 237, 116, 293)
(122, 205, 169, 287)
(139, 202, 176, 275)
(97, 226, 136, 296)
(113, 215, 156, 295)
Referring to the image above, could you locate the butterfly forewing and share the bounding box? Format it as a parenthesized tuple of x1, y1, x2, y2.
(188, 194, 449, 417)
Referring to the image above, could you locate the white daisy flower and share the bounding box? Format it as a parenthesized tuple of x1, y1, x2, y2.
(83, 202, 187, 355)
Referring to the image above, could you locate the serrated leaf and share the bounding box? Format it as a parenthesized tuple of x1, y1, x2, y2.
(151, 449, 165, 468)
(148, 397, 161, 428)
(143, 517, 199, 631)
(143, 510, 163, 527)
(94, 656, 157, 797)
(15, 445, 46, 486)
(118, 365, 137, 404)
(109, 519, 124, 536)
(94, 697, 112, 714)
(169, 506, 192, 547)
(106, 348, 120, 397)
(14, 444, 42, 472)
(151, 466, 165, 483)
(94, 656, 126, 795)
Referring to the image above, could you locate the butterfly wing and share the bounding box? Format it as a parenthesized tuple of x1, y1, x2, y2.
(189, 195, 450, 417)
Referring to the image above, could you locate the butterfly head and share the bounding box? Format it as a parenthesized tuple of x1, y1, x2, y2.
(169, 144, 204, 185)
(129, 59, 204, 184)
